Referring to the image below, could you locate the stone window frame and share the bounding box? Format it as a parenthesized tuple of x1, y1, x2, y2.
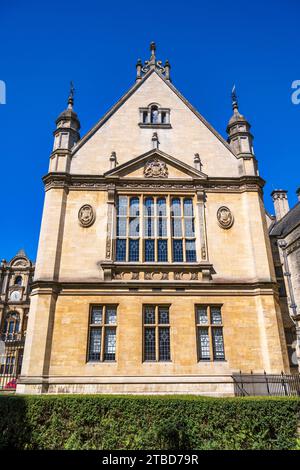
(195, 305, 225, 362)
(138, 103, 171, 128)
(87, 304, 118, 363)
(115, 194, 197, 263)
(142, 304, 171, 362)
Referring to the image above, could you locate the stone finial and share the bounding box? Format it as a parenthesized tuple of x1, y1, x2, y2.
(150, 41, 156, 61)
(136, 59, 143, 81)
(152, 132, 160, 149)
(136, 42, 171, 81)
(16, 248, 27, 257)
(194, 153, 202, 172)
(109, 151, 117, 169)
(271, 189, 289, 221)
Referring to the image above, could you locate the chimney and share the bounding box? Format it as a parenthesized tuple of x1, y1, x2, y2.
(296, 187, 300, 202)
(271, 189, 289, 221)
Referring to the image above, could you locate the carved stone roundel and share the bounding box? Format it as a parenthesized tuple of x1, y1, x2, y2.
(78, 204, 95, 227)
(217, 206, 234, 229)
(144, 158, 168, 178)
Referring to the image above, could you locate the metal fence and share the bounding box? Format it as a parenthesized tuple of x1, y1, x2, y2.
(0, 338, 24, 391)
(232, 371, 300, 397)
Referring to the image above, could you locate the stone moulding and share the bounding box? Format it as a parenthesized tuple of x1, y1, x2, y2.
(98, 261, 215, 283)
(42, 172, 265, 193)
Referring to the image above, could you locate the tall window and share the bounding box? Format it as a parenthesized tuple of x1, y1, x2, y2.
(87, 305, 117, 362)
(143, 305, 171, 361)
(2, 312, 20, 341)
(14, 276, 22, 286)
(171, 197, 196, 262)
(196, 306, 225, 361)
(116, 196, 197, 263)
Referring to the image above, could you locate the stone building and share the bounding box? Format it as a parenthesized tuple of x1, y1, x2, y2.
(0, 250, 34, 388)
(268, 189, 300, 371)
(17, 43, 293, 395)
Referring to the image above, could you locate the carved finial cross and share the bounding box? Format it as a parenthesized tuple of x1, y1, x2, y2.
(136, 43, 171, 81)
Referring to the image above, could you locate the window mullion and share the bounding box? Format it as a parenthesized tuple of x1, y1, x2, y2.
(208, 308, 214, 361)
(155, 307, 159, 361)
(101, 309, 105, 362)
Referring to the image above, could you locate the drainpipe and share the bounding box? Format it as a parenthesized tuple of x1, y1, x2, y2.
(278, 240, 300, 371)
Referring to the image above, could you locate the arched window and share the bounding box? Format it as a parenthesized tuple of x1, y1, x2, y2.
(139, 104, 170, 127)
(2, 312, 20, 341)
(150, 105, 159, 124)
(14, 276, 22, 286)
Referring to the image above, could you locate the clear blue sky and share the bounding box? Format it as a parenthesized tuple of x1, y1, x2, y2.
(1, 0, 299, 262)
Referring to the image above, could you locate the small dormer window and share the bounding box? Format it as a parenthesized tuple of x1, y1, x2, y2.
(139, 104, 171, 128)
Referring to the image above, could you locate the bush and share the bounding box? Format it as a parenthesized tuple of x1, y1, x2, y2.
(0, 394, 299, 450)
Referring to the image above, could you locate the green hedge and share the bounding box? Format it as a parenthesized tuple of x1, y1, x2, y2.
(0, 395, 299, 450)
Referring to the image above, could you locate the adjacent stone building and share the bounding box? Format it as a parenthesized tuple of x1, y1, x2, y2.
(0, 250, 34, 388)
(16, 44, 295, 395)
(269, 189, 300, 371)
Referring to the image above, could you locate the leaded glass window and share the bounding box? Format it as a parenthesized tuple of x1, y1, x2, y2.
(129, 239, 139, 261)
(158, 239, 168, 262)
(145, 239, 155, 262)
(198, 328, 210, 360)
(195, 306, 225, 361)
(143, 305, 171, 361)
(88, 305, 117, 362)
(104, 328, 116, 361)
(171, 197, 196, 262)
(159, 327, 170, 361)
(212, 327, 225, 361)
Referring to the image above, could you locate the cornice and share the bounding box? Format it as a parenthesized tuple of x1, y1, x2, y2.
(43, 172, 265, 193)
(31, 279, 277, 293)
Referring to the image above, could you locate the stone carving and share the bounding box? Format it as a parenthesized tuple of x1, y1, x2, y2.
(78, 204, 95, 227)
(144, 158, 168, 178)
(144, 271, 168, 280)
(11, 259, 27, 267)
(174, 272, 199, 281)
(217, 206, 234, 229)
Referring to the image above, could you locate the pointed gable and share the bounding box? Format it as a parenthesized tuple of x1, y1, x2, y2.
(104, 149, 208, 180)
(71, 67, 241, 178)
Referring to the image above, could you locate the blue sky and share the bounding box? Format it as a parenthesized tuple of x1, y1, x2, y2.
(1, 0, 299, 261)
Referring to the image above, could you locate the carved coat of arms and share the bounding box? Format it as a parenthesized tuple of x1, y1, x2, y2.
(144, 158, 168, 178)
(78, 204, 96, 227)
(217, 206, 234, 229)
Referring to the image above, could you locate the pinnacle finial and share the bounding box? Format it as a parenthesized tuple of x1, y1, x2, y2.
(150, 41, 156, 57)
(68, 81, 75, 109)
(231, 84, 238, 111)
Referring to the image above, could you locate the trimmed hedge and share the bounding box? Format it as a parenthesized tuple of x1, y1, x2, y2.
(0, 394, 299, 450)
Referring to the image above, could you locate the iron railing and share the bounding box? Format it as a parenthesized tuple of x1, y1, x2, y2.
(0, 337, 25, 391)
(232, 371, 300, 397)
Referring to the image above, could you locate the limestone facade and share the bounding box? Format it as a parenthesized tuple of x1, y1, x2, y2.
(269, 190, 300, 371)
(16, 44, 291, 395)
